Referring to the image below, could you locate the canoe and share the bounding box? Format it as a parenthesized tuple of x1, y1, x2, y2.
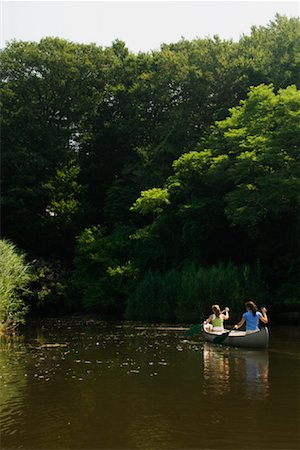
(202, 324, 269, 349)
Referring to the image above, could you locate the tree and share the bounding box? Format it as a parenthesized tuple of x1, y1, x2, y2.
(131, 84, 300, 298)
(1, 38, 109, 256)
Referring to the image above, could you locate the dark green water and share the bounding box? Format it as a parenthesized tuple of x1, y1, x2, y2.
(0, 319, 299, 449)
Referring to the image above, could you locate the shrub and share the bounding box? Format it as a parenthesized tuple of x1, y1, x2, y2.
(0, 239, 31, 330)
(72, 225, 136, 315)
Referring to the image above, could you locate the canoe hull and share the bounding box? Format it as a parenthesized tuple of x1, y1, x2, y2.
(203, 325, 269, 349)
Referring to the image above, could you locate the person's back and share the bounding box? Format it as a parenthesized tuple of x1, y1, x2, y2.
(211, 314, 223, 330)
(243, 310, 261, 331)
(234, 300, 268, 333)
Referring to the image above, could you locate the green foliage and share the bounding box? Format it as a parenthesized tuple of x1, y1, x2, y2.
(30, 259, 70, 312)
(125, 269, 179, 322)
(44, 160, 83, 224)
(2, 16, 300, 318)
(238, 15, 300, 89)
(1, 38, 110, 255)
(0, 239, 31, 330)
(72, 225, 136, 314)
(42, 159, 84, 258)
(274, 282, 300, 309)
(218, 84, 300, 229)
(130, 188, 170, 215)
(126, 262, 264, 322)
(132, 84, 300, 298)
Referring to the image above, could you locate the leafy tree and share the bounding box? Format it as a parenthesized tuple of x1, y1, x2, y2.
(131, 84, 300, 299)
(238, 15, 300, 90)
(42, 159, 84, 258)
(1, 38, 109, 255)
(2, 16, 300, 317)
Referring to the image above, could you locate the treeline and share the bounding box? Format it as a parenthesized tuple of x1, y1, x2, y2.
(1, 15, 299, 322)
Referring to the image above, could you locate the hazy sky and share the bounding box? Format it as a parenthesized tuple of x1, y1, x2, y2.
(2, 1, 299, 52)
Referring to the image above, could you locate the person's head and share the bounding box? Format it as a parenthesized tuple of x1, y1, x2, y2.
(212, 304, 221, 317)
(245, 300, 258, 316)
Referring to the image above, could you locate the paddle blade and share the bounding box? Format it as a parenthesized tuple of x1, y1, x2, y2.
(187, 324, 203, 337)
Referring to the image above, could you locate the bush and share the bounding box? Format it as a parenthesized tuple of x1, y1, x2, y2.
(72, 225, 136, 315)
(30, 258, 70, 313)
(0, 239, 31, 330)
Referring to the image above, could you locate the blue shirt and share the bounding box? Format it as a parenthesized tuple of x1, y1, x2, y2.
(243, 311, 262, 331)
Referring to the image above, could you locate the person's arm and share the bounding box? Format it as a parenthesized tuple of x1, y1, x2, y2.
(234, 317, 245, 330)
(222, 307, 229, 320)
(259, 307, 268, 324)
(204, 315, 213, 324)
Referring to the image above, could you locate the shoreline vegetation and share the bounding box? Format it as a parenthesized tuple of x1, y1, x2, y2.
(1, 15, 299, 330)
(0, 240, 31, 332)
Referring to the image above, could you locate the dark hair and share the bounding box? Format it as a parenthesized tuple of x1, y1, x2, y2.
(245, 300, 258, 316)
(212, 304, 221, 317)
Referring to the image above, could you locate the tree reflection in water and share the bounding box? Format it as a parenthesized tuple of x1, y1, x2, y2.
(0, 333, 28, 434)
(202, 343, 269, 398)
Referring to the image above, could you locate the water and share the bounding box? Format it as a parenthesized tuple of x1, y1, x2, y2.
(0, 318, 299, 449)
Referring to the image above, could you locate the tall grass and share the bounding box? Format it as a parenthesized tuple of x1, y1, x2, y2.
(125, 269, 179, 322)
(126, 262, 265, 322)
(0, 239, 31, 330)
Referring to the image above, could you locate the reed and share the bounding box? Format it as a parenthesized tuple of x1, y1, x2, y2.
(126, 262, 264, 321)
(0, 239, 31, 331)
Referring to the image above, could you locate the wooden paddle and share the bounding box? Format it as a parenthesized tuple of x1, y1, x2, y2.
(187, 323, 203, 337)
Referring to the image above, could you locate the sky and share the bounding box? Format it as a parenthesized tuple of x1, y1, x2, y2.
(1, 1, 299, 52)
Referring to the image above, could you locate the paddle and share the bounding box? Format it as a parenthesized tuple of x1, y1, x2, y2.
(212, 326, 235, 344)
(187, 323, 203, 337)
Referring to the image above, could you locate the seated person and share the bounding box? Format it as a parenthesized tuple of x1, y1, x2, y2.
(204, 305, 229, 332)
(234, 300, 268, 333)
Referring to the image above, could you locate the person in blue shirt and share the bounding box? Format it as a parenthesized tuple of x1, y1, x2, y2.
(234, 300, 268, 333)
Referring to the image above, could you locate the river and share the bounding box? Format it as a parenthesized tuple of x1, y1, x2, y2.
(0, 318, 299, 449)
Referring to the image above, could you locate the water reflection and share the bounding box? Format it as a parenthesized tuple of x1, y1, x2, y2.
(0, 334, 28, 436)
(203, 343, 230, 393)
(202, 343, 269, 398)
(232, 348, 269, 399)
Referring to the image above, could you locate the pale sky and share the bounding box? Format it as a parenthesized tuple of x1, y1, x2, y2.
(1, 1, 299, 52)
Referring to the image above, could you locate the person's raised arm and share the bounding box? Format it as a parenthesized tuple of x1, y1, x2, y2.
(223, 307, 230, 320)
(259, 307, 268, 324)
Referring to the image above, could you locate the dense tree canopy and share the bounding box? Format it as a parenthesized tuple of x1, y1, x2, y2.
(1, 15, 299, 319)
